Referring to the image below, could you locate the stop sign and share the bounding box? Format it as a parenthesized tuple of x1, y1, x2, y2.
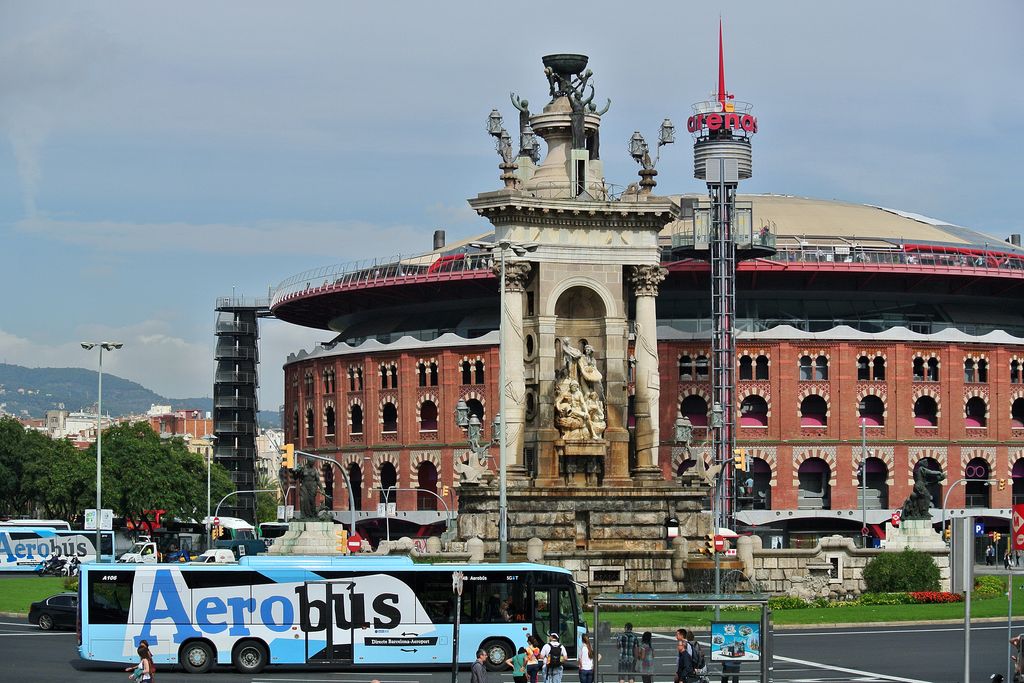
(713, 535, 725, 552)
(890, 510, 901, 527)
(213, 516, 220, 526)
(347, 533, 363, 553)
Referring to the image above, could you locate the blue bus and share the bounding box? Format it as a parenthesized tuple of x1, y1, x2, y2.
(0, 526, 116, 571)
(78, 555, 586, 674)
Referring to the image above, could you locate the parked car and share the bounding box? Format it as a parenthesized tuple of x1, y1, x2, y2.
(28, 592, 78, 631)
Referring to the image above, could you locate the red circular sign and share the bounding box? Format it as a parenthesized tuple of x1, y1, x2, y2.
(890, 510, 901, 526)
(347, 533, 362, 552)
(213, 516, 220, 526)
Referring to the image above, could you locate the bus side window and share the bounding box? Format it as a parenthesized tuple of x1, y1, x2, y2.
(414, 575, 455, 624)
(88, 573, 133, 625)
(533, 588, 551, 637)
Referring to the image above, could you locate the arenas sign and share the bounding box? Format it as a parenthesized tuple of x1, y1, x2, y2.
(687, 111, 758, 135)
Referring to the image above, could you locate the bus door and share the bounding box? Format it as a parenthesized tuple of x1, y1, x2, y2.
(532, 585, 578, 658)
(301, 580, 354, 665)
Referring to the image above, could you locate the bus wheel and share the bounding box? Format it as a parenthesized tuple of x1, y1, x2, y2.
(481, 638, 513, 672)
(179, 641, 215, 674)
(233, 639, 268, 675)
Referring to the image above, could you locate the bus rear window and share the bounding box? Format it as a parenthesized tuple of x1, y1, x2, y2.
(88, 572, 133, 624)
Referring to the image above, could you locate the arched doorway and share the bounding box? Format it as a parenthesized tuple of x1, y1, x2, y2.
(680, 395, 709, 427)
(322, 463, 334, 510)
(417, 461, 439, 510)
(379, 462, 397, 503)
(738, 457, 772, 510)
(858, 456, 888, 509)
(913, 458, 944, 507)
(964, 458, 990, 508)
(348, 463, 363, 511)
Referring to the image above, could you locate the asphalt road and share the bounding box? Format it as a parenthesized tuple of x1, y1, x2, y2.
(0, 619, 1017, 683)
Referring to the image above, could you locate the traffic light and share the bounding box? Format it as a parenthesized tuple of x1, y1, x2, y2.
(699, 534, 716, 556)
(943, 526, 951, 541)
(211, 525, 224, 540)
(994, 532, 1002, 544)
(282, 443, 295, 469)
(336, 528, 348, 553)
(999, 478, 1007, 491)
(732, 448, 747, 471)
(441, 485, 450, 498)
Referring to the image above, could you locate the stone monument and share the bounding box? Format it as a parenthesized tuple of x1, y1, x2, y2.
(457, 54, 710, 593)
(269, 460, 339, 556)
(884, 465, 947, 552)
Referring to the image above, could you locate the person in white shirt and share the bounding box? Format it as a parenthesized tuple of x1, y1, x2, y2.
(577, 634, 595, 683)
(540, 632, 568, 683)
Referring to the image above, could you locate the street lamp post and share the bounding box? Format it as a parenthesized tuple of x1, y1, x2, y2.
(81, 341, 122, 562)
(204, 435, 217, 548)
(469, 238, 538, 563)
(860, 417, 867, 547)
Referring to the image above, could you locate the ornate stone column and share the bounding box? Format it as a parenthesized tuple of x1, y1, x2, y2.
(630, 264, 667, 478)
(499, 260, 532, 478)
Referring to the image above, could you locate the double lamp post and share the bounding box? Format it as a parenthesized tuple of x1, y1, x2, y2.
(81, 341, 123, 562)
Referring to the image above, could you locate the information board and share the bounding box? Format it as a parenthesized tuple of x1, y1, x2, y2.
(710, 621, 761, 662)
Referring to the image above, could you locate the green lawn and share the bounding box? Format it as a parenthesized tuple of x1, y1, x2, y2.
(0, 577, 70, 614)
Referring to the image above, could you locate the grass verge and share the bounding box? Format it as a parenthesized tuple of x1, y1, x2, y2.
(0, 577, 69, 614)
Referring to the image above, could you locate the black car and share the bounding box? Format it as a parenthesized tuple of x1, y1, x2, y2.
(28, 592, 78, 631)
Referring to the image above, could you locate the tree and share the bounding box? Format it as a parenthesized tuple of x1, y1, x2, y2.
(255, 472, 281, 523)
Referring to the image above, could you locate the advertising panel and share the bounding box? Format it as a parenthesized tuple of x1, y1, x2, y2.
(710, 622, 761, 662)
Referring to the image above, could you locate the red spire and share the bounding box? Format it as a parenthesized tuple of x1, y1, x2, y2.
(717, 18, 727, 108)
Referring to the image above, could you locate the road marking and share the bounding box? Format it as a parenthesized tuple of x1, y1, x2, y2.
(0, 631, 72, 637)
(775, 623, 1023, 637)
(0, 621, 34, 627)
(775, 654, 932, 683)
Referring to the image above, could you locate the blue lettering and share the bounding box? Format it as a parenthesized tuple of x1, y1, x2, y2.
(260, 596, 293, 633)
(14, 543, 25, 558)
(196, 597, 228, 634)
(226, 596, 254, 636)
(38, 542, 51, 557)
(137, 569, 201, 647)
(0, 534, 14, 562)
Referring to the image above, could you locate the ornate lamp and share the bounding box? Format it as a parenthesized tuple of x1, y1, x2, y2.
(467, 414, 483, 445)
(629, 131, 648, 164)
(521, 123, 539, 162)
(454, 399, 469, 429)
(491, 412, 502, 442)
(710, 402, 724, 429)
(673, 415, 689, 443)
(658, 118, 676, 146)
(487, 109, 504, 137)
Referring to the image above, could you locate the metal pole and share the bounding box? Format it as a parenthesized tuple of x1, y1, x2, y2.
(964, 514, 973, 683)
(1008, 563, 1014, 683)
(452, 571, 463, 683)
(386, 487, 392, 543)
(497, 244, 508, 563)
(206, 449, 212, 549)
(861, 420, 867, 547)
(95, 346, 103, 562)
(714, 547, 721, 620)
(215, 489, 275, 520)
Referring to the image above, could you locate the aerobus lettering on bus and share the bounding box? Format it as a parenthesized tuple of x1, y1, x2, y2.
(0, 530, 99, 566)
(294, 584, 402, 631)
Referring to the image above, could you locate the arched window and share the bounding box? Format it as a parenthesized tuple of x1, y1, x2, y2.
(739, 457, 772, 510)
(913, 357, 925, 381)
(739, 395, 768, 427)
(913, 395, 938, 427)
(738, 355, 753, 380)
(417, 362, 427, 387)
(800, 395, 828, 427)
(927, 357, 939, 382)
(857, 356, 870, 381)
(797, 457, 831, 509)
(380, 364, 389, 389)
(305, 407, 315, 439)
(978, 359, 988, 383)
(914, 458, 944, 507)
(872, 356, 886, 381)
(814, 355, 829, 380)
(323, 369, 335, 393)
(474, 360, 485, 385)
(965, 397, 987, 428)
(389, 363, 399, 389)
(350, 404, 364, 435)
(755, 355, 769, 380)
(348, 367, 357, 391)
(859, 457, 888, 509)
(325, 405, 336, 436)
(680, 395, 709, 427)
(1012, 360, 1022, 384)
(964, 458, 990, 508)
(461, 361, 472, 385)
(858, 395, 885, 426)
(348, 463, 363, 511)
(419, 400, 438, 431)
(355, 368, 363, 390)
(292, 410, 299, 441)
(322, 464, 334, 509)
(378, 462, 397, 503)
(1013, 398, 1024, 429)
(679, 355, 694, 381)
(304, 372, 314, 395)
(466, 398, 484, 422)
(695, 355, 710, 380)
(964, 359, 976, 383)
(382, 402, 398, 433)
(417, 461, 439, 510)
(799, 355, 813, 381)
(429, 361, 438, 386)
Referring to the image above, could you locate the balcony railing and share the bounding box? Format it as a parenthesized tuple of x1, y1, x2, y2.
(215, 370, 257, 384)
(214, 447, 255, 459)
(215, 345, 258, 361)
(214, 396, 256, 410)
(964, 493, 990, 508)
(215, 321, 256, 335)
(215, 421, 257, 434)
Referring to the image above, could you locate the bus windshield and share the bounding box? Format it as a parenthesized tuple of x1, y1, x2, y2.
(78, 558, 584, 675)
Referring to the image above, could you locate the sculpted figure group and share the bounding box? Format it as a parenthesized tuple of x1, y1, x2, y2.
(554, 338, 606, 441)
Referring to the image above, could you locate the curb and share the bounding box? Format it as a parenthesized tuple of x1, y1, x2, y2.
(0, 611, 25, 619)
(775, 616, 1019, 630)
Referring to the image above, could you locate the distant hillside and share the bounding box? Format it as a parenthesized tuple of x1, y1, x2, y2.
(0, 363, 280, 427)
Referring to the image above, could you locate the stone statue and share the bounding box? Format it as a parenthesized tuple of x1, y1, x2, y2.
(294, 460, 326, 520)
(454, 450, 490, 484)
(901, 466, 945, 520)
(510, 92, 538, 161)
(554, 338, 606, 442)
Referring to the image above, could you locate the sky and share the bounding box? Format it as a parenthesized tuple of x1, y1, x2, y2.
(1, 1, 1022, 410)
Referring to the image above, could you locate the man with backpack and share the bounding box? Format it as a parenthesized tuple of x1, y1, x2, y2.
(541, 632, 567, 683)
(686, 630, 707, 679)
(617, 622, 640, 683)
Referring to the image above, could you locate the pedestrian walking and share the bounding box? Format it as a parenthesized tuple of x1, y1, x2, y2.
(577, 634, 595, 683)
(616, 622, 640, 683)
(540, 632, 567, 683)
(124, 640, 155, 682)
(507, 646, 528, 683)
(472, 649, 489, 683)
(987, 543, 996, 566)
(1006, 550, 1013, 570)
(525, 634, 543, 683)
(636, 632, 655, 683)
(720, 660, 740, 683)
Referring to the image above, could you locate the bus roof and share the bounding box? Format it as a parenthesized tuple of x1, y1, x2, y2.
(200, 516, 254, 530)
(0, 519, 71, 529)
(79, 556, 571, 574)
